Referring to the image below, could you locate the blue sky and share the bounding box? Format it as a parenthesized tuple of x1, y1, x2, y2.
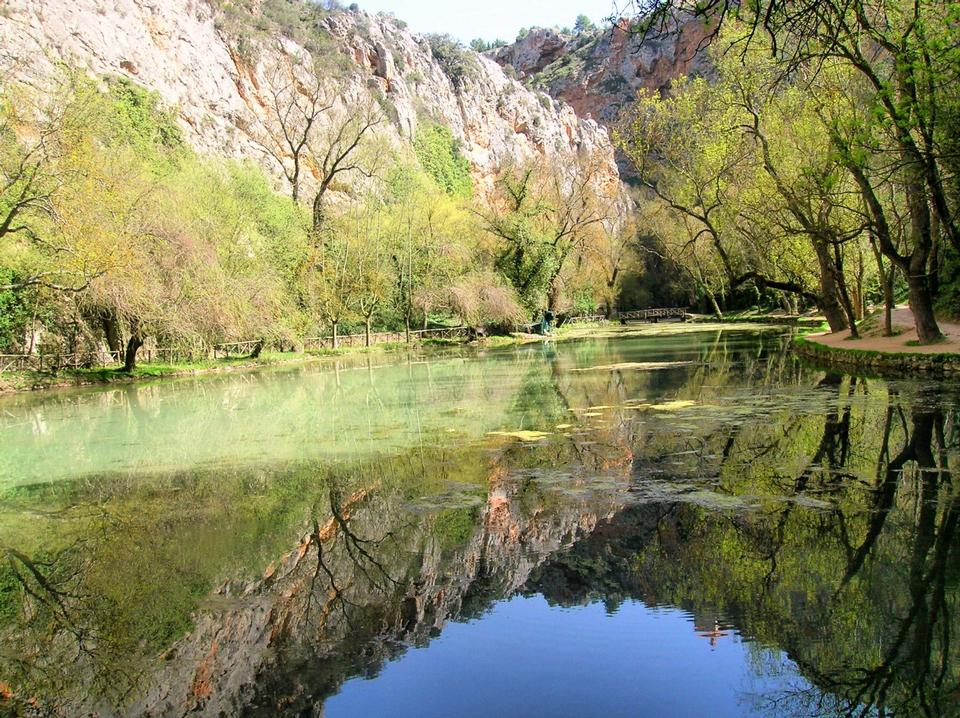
(358, 0, 622, 43)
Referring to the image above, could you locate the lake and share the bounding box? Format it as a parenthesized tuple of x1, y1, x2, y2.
(0, 327, 957, 717)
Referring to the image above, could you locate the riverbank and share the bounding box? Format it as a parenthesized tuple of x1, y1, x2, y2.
(0, 347, 408, 394)
(691, 309, 826, 327)
(793, 306, 960, 376)
(0, 321, 777, 395)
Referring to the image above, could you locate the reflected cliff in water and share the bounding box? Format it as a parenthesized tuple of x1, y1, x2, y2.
(0, 329, 957, 716)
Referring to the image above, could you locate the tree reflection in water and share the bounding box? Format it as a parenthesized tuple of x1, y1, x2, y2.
(0, 331, 956, 717)
(534, 377, 958, 718)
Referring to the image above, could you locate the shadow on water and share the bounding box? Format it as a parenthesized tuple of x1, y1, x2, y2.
(0, 329, 957, 716)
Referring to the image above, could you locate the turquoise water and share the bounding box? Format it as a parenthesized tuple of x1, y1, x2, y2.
(0, 328, 956, 717)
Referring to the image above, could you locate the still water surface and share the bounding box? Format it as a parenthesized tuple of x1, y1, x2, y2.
(0, 328, 957, 716)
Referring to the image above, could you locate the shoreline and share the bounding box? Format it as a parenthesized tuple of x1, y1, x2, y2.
(0, 346, 413, 396)
(793, 334, 960, 377)
(0, 321, 780, 397)
(792, 305, 960, 377)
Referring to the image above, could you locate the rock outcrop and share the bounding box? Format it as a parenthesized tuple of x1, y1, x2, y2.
(0, 1, 622, 198)
(494, 20, 712, 129)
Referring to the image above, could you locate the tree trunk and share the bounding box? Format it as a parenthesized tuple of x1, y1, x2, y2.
(123, 320, 144, 373)
(813, 242, 849, 333)
(903, 148, 942, 343)
(404, 314, 411, 344)
(882, 272, 895, 337)
(547, 279, 561, 313)
(906, 266, 942, 344)
(833, 246, 859, 339)
(100, 309, 123, 357)
(869, 237, 894, 337)
(248, 339, 264, 359)
(312, 190, 327, 234)
(928, 210, 940, 296)
(364, 317, 372, 347)
(331, 320, 339, 349)
(706, 288, 723, 321)
(853, 243, 866, 320)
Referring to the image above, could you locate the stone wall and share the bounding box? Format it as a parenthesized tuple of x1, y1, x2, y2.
(792, 336, 960, 377)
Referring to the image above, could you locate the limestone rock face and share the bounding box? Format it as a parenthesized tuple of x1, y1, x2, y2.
(0, 1, 623, 199)
(494, 20, 712, 128)
(496, 27, 571, 76)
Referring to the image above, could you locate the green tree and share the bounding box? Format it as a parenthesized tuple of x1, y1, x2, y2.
(574, 14, 596, 34)
(480, 157, 613, 312)
(625, 0, 959, 341)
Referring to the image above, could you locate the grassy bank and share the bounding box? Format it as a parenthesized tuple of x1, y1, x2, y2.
(0, 321, 780, 395)
(0, 346, 413, 394)
(0, 331, 553, 394)
(690, 309, 826, 327)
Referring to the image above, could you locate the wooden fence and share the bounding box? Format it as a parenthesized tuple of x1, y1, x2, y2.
(211, 340, 263, 358)
(0, 327, 474, 374)
(0, 353, 97, 373)
(564, 314, 607, 324)
(302, 326, 469, 350)
(1, 313, 688, 375)
(0, 347, 209, 372)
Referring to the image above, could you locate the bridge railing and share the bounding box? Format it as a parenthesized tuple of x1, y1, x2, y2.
(618, 307, 688, 322)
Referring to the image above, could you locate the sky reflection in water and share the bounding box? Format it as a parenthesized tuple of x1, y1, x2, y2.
(0, 328, 956, 717)
(328, 595, 803, 718)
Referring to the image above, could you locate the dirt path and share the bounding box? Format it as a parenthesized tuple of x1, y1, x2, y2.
(808, 305, 960, 354)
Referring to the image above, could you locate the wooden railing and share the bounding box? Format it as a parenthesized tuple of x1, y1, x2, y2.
(302, 326, 469, 350)
(211, 340, 263, 358)
(5, 319, 639, 374)
(564, 314, 607, 324)
(0, 351, 126, 373)
(618, 307, 688, 322)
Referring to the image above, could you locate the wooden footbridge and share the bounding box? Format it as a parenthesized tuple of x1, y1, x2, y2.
(618, 307, 689, 323)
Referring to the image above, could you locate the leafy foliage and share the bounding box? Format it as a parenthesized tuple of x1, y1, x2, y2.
(0, 49, 629, 365)
(104, 77, 182, 152)
(413, 124, 472, 198)
(469, 38, 507, 53)
(574, 14, 596, 34)
(616, 0, 960, 339)
(425, 34, 480, 88)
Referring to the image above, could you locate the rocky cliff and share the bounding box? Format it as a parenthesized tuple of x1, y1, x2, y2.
(494, 20, 711, 130)
(0, 0, 622, 198)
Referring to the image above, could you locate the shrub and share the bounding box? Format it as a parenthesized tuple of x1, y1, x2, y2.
(425, 34, 480, 89)
(106, 77, 182, 151)
(413, 124, 472, 197)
